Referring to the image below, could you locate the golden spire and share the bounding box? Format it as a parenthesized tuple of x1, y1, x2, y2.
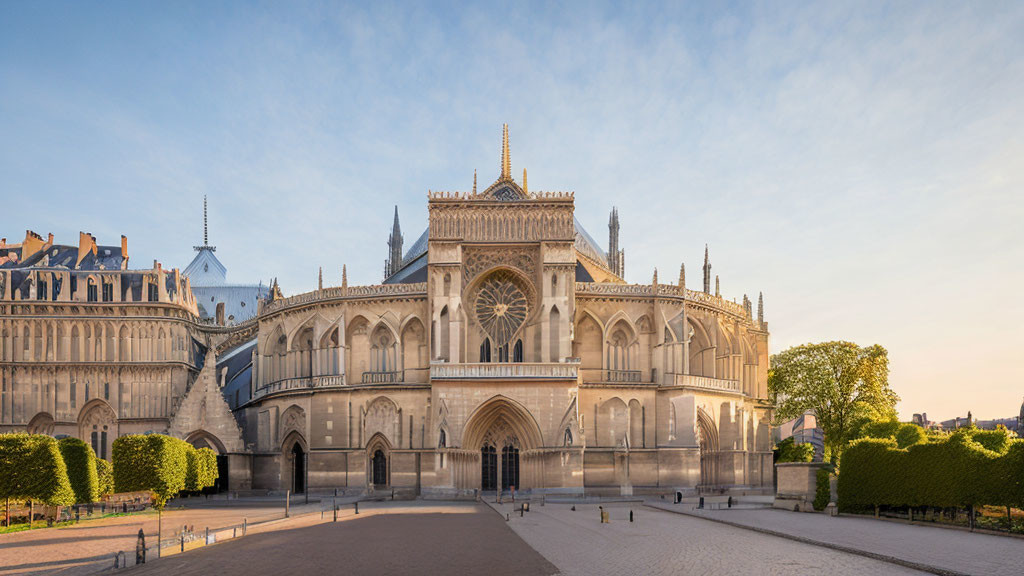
(500, 123, 511, 180)
(522, 168, 528, 194)
(473, 169, 477, 194)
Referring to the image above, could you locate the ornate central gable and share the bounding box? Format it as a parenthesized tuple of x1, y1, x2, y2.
(481, 179, 528, 201)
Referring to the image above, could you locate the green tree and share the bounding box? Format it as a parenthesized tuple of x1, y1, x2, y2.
(58, 437, 99, 504)
(0, 434, 76, 514)
(769, 341, 898, 464)
(112, 434, 188, 509)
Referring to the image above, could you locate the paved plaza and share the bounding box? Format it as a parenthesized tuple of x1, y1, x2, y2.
(492, 502, 926, 576)
(3, 498, 1023, 575)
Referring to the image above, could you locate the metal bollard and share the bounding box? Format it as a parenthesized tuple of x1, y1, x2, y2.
(354, 502, 359, 515)
(205, 527, 209, 544)
(334, 507, 338, 522)
(285, 490, 291, 518)
(630, 510, 634, 523)
(243, 517, 247, 536)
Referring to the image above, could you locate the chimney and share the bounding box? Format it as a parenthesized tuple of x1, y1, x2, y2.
(121, 235, 129, 262)
(216, 302, 226, 326)
(76, 232, 97, 268)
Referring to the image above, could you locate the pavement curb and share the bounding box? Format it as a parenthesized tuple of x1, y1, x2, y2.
(642, 504, 969, 576)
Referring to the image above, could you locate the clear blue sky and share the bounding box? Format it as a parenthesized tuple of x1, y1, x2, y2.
(2, 1, 1022, 421)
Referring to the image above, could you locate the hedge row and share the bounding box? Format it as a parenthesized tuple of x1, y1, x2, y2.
(0, 434, 76, 506)
(95, 458, 114, 498)
(839, 429, 1023, 512)
(112, 434, 218, 509)
(813, 468, 831, 511)
(58, 437, 99, 504)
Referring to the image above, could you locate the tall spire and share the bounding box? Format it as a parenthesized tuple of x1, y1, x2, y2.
(194, 195, 216, 252)
(385, 206, 404, 280)
(757, 292, 764, 325)
(318, 267, 323, 290)
(500, 123, 511, 180)
(203, 195, 208, 246)
(679, 263, 686, 289)
(522, 168, 528, 195)
(342, 265, 348, 290)
(702, 245, 711, 293)
(608, 207, 624, 277)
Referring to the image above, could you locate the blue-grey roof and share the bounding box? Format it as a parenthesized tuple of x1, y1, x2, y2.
(193, 284, 267, 324)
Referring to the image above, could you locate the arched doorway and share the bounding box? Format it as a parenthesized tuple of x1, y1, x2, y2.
(291, 442, 306, 494)
(372, 449, 387, 486)
(481, 446, 497, 491)
(462, 396, 544, 492)
(78, 400, 117, 461)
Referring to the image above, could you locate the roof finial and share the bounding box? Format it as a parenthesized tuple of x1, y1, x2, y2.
(679, 263, 685, 289)
(522, 168, 528, 194)
(757, 291, 764, 325)
(318, 266, 323, 290)
(342, 265, 348, 290)
(473, 169, 477, 194)
(500, 124, 511, 180)
(715, 275, 720, 297)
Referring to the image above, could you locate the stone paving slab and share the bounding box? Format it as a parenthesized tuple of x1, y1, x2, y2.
(646, 502, 1024, 576)
(492, 501, 925, 576)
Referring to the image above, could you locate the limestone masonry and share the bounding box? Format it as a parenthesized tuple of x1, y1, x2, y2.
(0, 126, 772, 497)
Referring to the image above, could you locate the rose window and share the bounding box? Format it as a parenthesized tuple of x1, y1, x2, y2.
(474, 271, 529, 346)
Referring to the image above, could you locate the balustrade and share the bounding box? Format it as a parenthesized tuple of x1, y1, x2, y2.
(430, 361, 578, 380)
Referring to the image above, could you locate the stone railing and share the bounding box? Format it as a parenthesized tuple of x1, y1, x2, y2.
(574, 282, 752, 319)
(430, 361, 579, 380)
(669, 374, 742, 393)
(580, 368, 646, 384)
(361, 371, 401, 384)
(261, 282, 427, 314)
(253, 374, 346, 399)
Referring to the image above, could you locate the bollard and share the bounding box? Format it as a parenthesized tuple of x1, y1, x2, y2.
(506, 513, 510, 521)
(391, 488, 395, 501)
(285, 490, 291, 518)
(630, 510, 634, 523)
(233, 527, 237, 538)
(180, 531, 184, 553)
(355, 502, 359, 515)
(205, 527, 209, 545)
(334, 507, 338, 522)
(520, 507, 524, 518)
(136, 529, 146, 564)
(243, 518, 247, 536)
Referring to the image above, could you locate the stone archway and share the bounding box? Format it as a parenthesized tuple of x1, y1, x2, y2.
(462, 396, 543, 492)
(282, 431, 307, 494)
(27, 412, 55, 436)
(697, 409, 720, 488)
(366, 433, 392, 488)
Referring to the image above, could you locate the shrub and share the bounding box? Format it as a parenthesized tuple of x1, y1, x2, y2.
(775, 437, 815, 463)
(95, 458, 114, 498)
(968, 428, 1013, 454)
(184, 446, 219, 492)
(0, 433, 76, 506)
(112, 434, 189, 509)
(894, 423, 926, 449)
(859, 419, 926, 449)
(58, 437, 99, 504)
(813, 468, 831, 511)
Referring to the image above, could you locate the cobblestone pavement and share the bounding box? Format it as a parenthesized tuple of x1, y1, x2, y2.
(0, 497, 323, 575)
(127, 502, 558, 576)
(492, 502, 927, 576)
(646, 502, 1024, 576)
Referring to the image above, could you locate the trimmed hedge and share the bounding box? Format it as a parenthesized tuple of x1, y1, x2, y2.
(112, 434, 189, 509)
(776, 437, 815, 463)
(58, 437, 99, 504)
(860, 419, 926, 449)
(839, 430, 1021, 512)
(185, 447, 218, 492)
(0, 433, 76, 506)
(95, 458, 114, 498)
(813, 468, 831, 511)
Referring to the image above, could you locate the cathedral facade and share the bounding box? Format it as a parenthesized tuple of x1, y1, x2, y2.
(1, 127, 773, 497)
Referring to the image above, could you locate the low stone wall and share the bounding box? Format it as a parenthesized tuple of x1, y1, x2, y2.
(773, 462, 828, 512)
